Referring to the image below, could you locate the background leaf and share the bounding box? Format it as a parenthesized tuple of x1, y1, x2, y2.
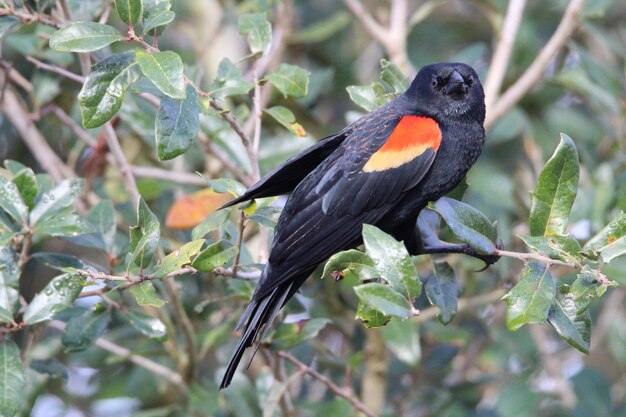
(0, 340, 25, 417)
(129, 198, 160, 269)
(115, 0, 143, 26)
(238, 12, 272, 55)
(425, 261, 460, 325)
(156, 84, 199, 160)
(50, 22, 122, 53)
(266, 64, 310, 98)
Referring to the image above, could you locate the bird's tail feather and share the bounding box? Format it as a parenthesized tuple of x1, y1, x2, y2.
(219, 282, 293, 389)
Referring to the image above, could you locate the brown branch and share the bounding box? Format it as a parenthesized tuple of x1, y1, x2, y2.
(485, 0, 586, 130)
(0, 5, 61, 28)
(414, 288, 507, 323)
(279, 351, 379, 417)
(26, 56, 86, 83)
(48, 320, 186, 388)
(130, 166, 206, 186)
(495, 249, 579, 269)
(361, 328, 387, 415)
(483, 0, 528, 111)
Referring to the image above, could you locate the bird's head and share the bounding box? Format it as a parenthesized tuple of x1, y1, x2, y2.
(405, 62, 485, 124)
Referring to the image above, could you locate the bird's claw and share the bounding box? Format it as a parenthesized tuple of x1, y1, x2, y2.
(473, 240, 503, 271)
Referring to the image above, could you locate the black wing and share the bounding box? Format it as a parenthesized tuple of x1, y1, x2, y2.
(221, 131, 348, 208)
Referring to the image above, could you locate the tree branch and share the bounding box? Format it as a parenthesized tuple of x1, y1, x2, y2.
(102, 122, 141, 207)
(485, 0, 586, 129)
(483, 0, 528, 111)
(278, 351, 379, 417)
(48, 320, 186, 388)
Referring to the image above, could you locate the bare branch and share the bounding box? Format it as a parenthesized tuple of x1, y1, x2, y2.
(48, 320, 186, 388)
(483, 0, 528, 111)
(414, 288, 506, 324)
(485, 0, 586, 129)
(341, 0, 388, 45)
(279, 351, 379, 417)
(27, 56, 86, 83)
(103, 122, 141, 207)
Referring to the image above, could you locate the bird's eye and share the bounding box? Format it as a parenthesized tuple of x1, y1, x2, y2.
(431, 76, 441, 88)
(467, 75, 474, 86)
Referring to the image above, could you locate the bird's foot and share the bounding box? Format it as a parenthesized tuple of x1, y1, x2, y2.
(420, 241, 503, 271)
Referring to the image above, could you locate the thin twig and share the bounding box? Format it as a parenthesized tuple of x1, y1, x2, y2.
(483, 0, 527, 111)
(231, 212, 246, 278)
(130, 166, 206, 186)
(249, 59, 262, 182)
(495, 249, 578, 268)
(414, 288, 507, 323)
(279, 351, 379, 417)
(48, 320, 186, 388)
(0, 6, 61, 28)
(103, 122, 141, 207)
(485, 0, 586, 129)
(27, 56, 86, 83)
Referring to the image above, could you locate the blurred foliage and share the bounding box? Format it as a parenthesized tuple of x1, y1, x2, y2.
(0, 0, 625, 417)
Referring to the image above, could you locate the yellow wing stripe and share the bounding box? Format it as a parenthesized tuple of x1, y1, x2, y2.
(363, 116, 442, 172)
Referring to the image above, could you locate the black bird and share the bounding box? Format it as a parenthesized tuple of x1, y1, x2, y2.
(220, 62, 491, 389)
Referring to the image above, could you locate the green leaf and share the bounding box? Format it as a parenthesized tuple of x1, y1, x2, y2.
(0, 307, 13, 324)
(519, 235, 583, 263)
(121, 309, 168, 340)
(23, 274, 84, 325)
(346, 82, 388, 112)
(49, 22, 122, 52)
(32, 208, 84, 238)
(205, 178, 247, 197)
(209, 58, 254, 99)
(0, 15, 21, 38)
(191, 209, 230, 240)
(322, 249, 379, 282)
(548, 287, 591, 353)
(266, 63, 310, 98)
(380, 59, 409, 94)
(529, 133, 579, 236)
(502, 262, 556, 331)
(355, 302, 390, 328)
(238, 12, 272, 56)
(130, 281, 166, 308)
(272, 318, 331, 350)
(362, 224, 422, 299)
(264, 106, 306, 136)
(86, 200, 116, 254)
(136, 49, 185, 99)
(583, 212, 626, 262)
(142, 4, 175, 35)
(154, 239, 204, 278)
(29, 178, 84, 226)
(12, 168, 38, 210)
(129, 197, 160, 269)
(156, 84, 199, 160)
(115, 0, 143, 26)
(0, 248, 20, 322)
(380, 318, 421, 366)
(78, 51, 142, 128)
(0, 176, 28, 225)
(0, 340, 25, 417)
(31, 252, 92, 272)
(431, 197, 496, 254)
(247, 206, 281, 230)
(191, 241, 238, 272)
(425, 262, 460, 325)
(354, 283, 412, 319)
(62, 308, 111, 352)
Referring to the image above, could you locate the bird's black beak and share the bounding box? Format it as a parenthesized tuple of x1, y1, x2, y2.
(444, 70, 469, 96)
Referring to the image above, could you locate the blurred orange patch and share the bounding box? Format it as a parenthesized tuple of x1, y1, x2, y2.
(166, 189, 232, 229)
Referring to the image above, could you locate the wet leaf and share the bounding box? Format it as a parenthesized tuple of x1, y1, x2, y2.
(12, 168, 38, 210)
(129, 197, 160, 269)
(130, 281, 166, 308)
(266, 64, 310, 98)
(142, 3, 175, 35)
(154, 239, 204, 278)
(136, 49, 185, 99)
(62, 308, 111, 352)
(31, 252, 92, 272)
(156, 84, 199, 160)
(50, 22, 122, 52)
(322, 249, 379, 282)
(29, 178, 84, 226)
(238, 12, 272, 55)
(115, 0, 142, 26)
(23, 274, 84, 325)
(0, 340, 25, 417)
(191, 241, 238, 272)
(529, 134, 579, 236)
(362, 224, 421, 299)
(354, 283, 412, 319)
(0, 248, 20, 322)
(86, 200, 116, 254)
(0, 176, 28, 225)
(425, 262, 460, 325)
(502, 262, 555, 331)
(121, 309, 168, 340)
(355, 302, 390, 328)
(78, 51, 142, 128)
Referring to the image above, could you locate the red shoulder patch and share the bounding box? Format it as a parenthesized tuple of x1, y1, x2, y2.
(363, 116, 442, 172)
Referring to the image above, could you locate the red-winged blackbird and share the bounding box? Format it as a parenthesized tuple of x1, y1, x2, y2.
(220, 62, 491, 389)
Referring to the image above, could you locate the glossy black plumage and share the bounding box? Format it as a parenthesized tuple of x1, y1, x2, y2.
(220, 63, 486, 389)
